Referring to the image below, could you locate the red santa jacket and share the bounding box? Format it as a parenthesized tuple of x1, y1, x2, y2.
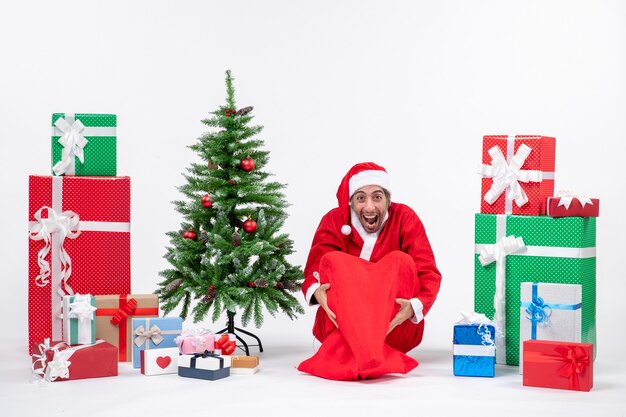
(302, 202, 442, 318)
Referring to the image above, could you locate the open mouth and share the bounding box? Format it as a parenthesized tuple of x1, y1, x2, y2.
(362, 214, 379, 226)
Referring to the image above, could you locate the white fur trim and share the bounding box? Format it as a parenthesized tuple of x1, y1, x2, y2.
(341, 225, 352, 235)
(349, 170, 391, 197)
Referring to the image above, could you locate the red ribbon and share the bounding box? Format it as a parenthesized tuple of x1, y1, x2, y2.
(526, 344, 589, 390)
(215, 334, 236, 355)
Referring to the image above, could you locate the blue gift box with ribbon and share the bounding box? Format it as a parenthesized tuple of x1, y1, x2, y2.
(519, 282, 582, 373)
(178, 350, 231, 381)
(453, 323, 496, 377)
(131, 317, 183, 368)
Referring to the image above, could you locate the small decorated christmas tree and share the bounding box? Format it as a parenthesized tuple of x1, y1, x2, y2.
(157, 70, 304, 331)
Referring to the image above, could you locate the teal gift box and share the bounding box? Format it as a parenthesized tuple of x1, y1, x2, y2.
(132, 317, 183, 368)
(62, 294, 97, 345)
(474, 213, 596, 366)
(51, 113, 117, 176)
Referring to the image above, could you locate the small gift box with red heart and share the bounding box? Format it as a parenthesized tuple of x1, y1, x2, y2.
(214, 333, 237, 355)
(545, 191, 600, 218)
(174, 328, 215, 354)
(140, 347, 179, 376)
(523, 339, 593, 391)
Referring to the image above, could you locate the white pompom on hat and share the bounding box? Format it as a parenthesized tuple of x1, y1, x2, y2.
(336, 162, 391, 235)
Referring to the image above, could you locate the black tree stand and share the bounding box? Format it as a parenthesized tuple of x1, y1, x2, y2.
(215, 310, 263, 356)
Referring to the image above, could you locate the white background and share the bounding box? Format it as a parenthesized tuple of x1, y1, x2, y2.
(1, 1, 625, 416)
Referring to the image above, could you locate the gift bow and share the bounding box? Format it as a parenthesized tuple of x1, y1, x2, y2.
(110, 297, 138, 325)
(215, 334, 236, 355)
(478, 235, 526, 268)
(556, 346, 589, 390)
(479, 144, 543, 208)
(134, 324, 164, 347)
(52, 117, 89, 176)
(28, 206, 81, 293)
(67, 293, 97, 323)
(456, 312, 495, 348)
(31, 338, 74, 383)
(556, 189, 594, 210)
(524, 295, 551, 326)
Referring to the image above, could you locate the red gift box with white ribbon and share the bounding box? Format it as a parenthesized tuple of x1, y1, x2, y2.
(478, 135, 556, 215)
(28, 175, 131, 353)
(545, 191, 600, 218)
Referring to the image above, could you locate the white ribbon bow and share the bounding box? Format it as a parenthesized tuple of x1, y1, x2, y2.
(67, 293, 96, 323)
(31, 339, 74, 383)
(479, 144, 543, 208)
(52, 117, 89, 176)
(28, 206, 80, 295)
(556, 189, 594, 210)
(134, 324, 164, 347)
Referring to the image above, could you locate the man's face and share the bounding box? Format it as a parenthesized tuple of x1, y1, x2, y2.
(350, 185, 389, 233)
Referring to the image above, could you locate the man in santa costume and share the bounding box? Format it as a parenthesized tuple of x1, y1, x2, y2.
(299, 162, 442, 379)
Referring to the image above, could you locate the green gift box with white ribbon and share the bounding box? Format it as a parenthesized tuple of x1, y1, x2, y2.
(62, 294, 97, 346)
(474, 213, 596, 366)
(51, 113, 117, 176)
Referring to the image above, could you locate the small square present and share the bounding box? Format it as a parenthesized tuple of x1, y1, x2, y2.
(228, 355, 259, 375)
(453, 322, 496, 377)
(519, 282, 581, 374)
(31, 339, 118, 382)
(62, 293, 97, 345)
(51, 113, 117, 176)
(178, 351, 231, 381)
(140, 347, 179, 376)
(95, 294, 159, 362)
(174, 328, 215, 354)
(478, 135, 555, 216)
(132, 317, 183, 368)
(523, 340, 593, 391)
(545, 191, 600, 218)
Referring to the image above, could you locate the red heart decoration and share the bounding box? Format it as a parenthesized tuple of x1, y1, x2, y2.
(156, 356, 171, 369)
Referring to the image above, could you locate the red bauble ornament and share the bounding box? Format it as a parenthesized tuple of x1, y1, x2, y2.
(242, 218, 257, 233)
(209, 285, 214, 290)
(183, 228, 197, 240)
(240, 157, 255, 172)
(228, 179, 237, 186)
(201, 194, 213, 208)
(275, 282, 283, 289)
(225, 109, 231, 116)
(248, 281, 255, 288)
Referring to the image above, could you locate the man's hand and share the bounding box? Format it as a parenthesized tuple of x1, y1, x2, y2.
(313, 283, 338, 328)
(388, 298, 414, 335)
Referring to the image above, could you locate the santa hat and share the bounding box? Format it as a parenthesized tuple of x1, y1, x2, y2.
(336, 162, 392, 236)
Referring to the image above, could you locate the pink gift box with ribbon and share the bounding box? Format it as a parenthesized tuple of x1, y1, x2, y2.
(478, 135, 556, 215)
(175, 329, 215, 354)
(28, 175, 131, 354)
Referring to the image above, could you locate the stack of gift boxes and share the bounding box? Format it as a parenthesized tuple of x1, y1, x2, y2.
(28, 113, 259, 383)
(453, 134, 598, 392)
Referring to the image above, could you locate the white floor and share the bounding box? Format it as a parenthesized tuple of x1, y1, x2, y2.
(2, 334, 624, 417)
